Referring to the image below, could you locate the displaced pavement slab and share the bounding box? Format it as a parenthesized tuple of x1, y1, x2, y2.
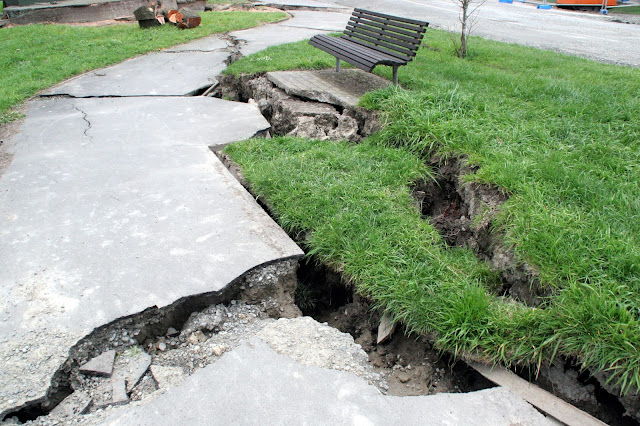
(49, 391, 92, 418)
(103, 337, 555, 426)
(231, 10, 350, 56)
(267, 69, 390, 107)
(43, 51, 228, 97)
(114, 350, 152, 392)
(79, 350, 116, 377)
(0, 96, 302, 417)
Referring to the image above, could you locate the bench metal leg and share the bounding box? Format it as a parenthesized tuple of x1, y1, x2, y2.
(336, 58, 341, 73)
(392, 66, 399, 86)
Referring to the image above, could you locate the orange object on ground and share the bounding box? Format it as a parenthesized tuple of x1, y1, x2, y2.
(556, 0, 616, 6)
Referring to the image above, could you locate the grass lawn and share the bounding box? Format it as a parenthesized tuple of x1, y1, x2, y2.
(224, 30, 640, 393)
(0, 10, 286, 125)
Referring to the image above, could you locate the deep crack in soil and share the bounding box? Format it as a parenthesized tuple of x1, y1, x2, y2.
(213, 96, 639, 424)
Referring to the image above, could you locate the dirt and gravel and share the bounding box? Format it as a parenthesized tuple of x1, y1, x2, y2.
(3, 299, 391, 425)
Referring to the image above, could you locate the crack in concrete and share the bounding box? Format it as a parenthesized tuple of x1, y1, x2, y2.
(0, 258, 300, 422)
(73, 105, 93, 144)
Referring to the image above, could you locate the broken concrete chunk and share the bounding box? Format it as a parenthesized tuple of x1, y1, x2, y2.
(111, 379, 129, 405)
(397, 372, 411, 384)
(113, 350, 152, 392)
(290, 116, 327, 140)
(328, 114, 359, 142)
(79, 350, 116, 377)
(280, 99, 338, 117)
(181, 305, 226, 338)
(150, 365, 187, 390)
(50, 391, 92, 418)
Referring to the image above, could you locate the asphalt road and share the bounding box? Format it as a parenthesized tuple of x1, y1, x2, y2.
(329, 0, 640, 67)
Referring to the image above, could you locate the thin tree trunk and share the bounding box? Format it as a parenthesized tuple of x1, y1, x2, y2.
(459, 6, 468, 58)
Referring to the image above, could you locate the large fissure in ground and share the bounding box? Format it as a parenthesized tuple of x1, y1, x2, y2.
(295, 256, 495, 397)
(211, 85, 639, 423)
(412, 156, 550, 307)
(293, 251, 636, 425)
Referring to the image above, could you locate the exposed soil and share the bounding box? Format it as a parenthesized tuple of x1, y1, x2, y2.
(412, 156, 551, 307)
(214, 73, 381, 142)
(296, 257, 495, 398)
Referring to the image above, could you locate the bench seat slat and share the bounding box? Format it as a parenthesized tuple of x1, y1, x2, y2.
(310, 35, 404, 69)
(342, 34, 413, 61)
(346, 19, 424, 43)
(353, 7, 429, 27)
(353, 10, 428, 33)
(345, 25, 420, 52)
(333, 36, 407, 64)
(350, 15, 427, 39)
(310, 38, 376, 71)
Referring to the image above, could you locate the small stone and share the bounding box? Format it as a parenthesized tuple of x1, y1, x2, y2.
(212, 345, 225, 357)
(397, 372, 411, 383)
(187, 330, 206, 345)
(166, 327, 179, 336)
(79, 350, 116, 377)
(157, 342, 167, 352)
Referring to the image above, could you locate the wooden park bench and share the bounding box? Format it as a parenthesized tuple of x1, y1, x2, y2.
(309, 9, 429, 85)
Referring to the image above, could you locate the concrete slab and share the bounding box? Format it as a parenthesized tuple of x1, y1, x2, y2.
(267, 69, 390, 107)
(231, 11, 350, 56)
(44, 51, 228, 97)
(282, 10, 351, 31)
(0, 96, 302, 417)
(103, 338, 555, 425)
(163, 35, 229, 53)
(232, 25, 329, 57)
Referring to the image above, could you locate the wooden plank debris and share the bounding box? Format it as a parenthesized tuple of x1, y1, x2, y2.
(472, 363, 607, 426)
(377, 312, 397, 344)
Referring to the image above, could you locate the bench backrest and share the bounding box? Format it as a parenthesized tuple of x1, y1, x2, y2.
(341, 9, 429, 63)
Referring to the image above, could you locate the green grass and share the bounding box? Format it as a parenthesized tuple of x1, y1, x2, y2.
(224, 29, 640, 393)
(0, 10, 286, 125)
(224, 37, 342, 75)
(610, 5, 640, 14)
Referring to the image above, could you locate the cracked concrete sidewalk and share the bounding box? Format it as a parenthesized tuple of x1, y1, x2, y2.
(0, 7, 349, 419)
(0, 4, 556, 424)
